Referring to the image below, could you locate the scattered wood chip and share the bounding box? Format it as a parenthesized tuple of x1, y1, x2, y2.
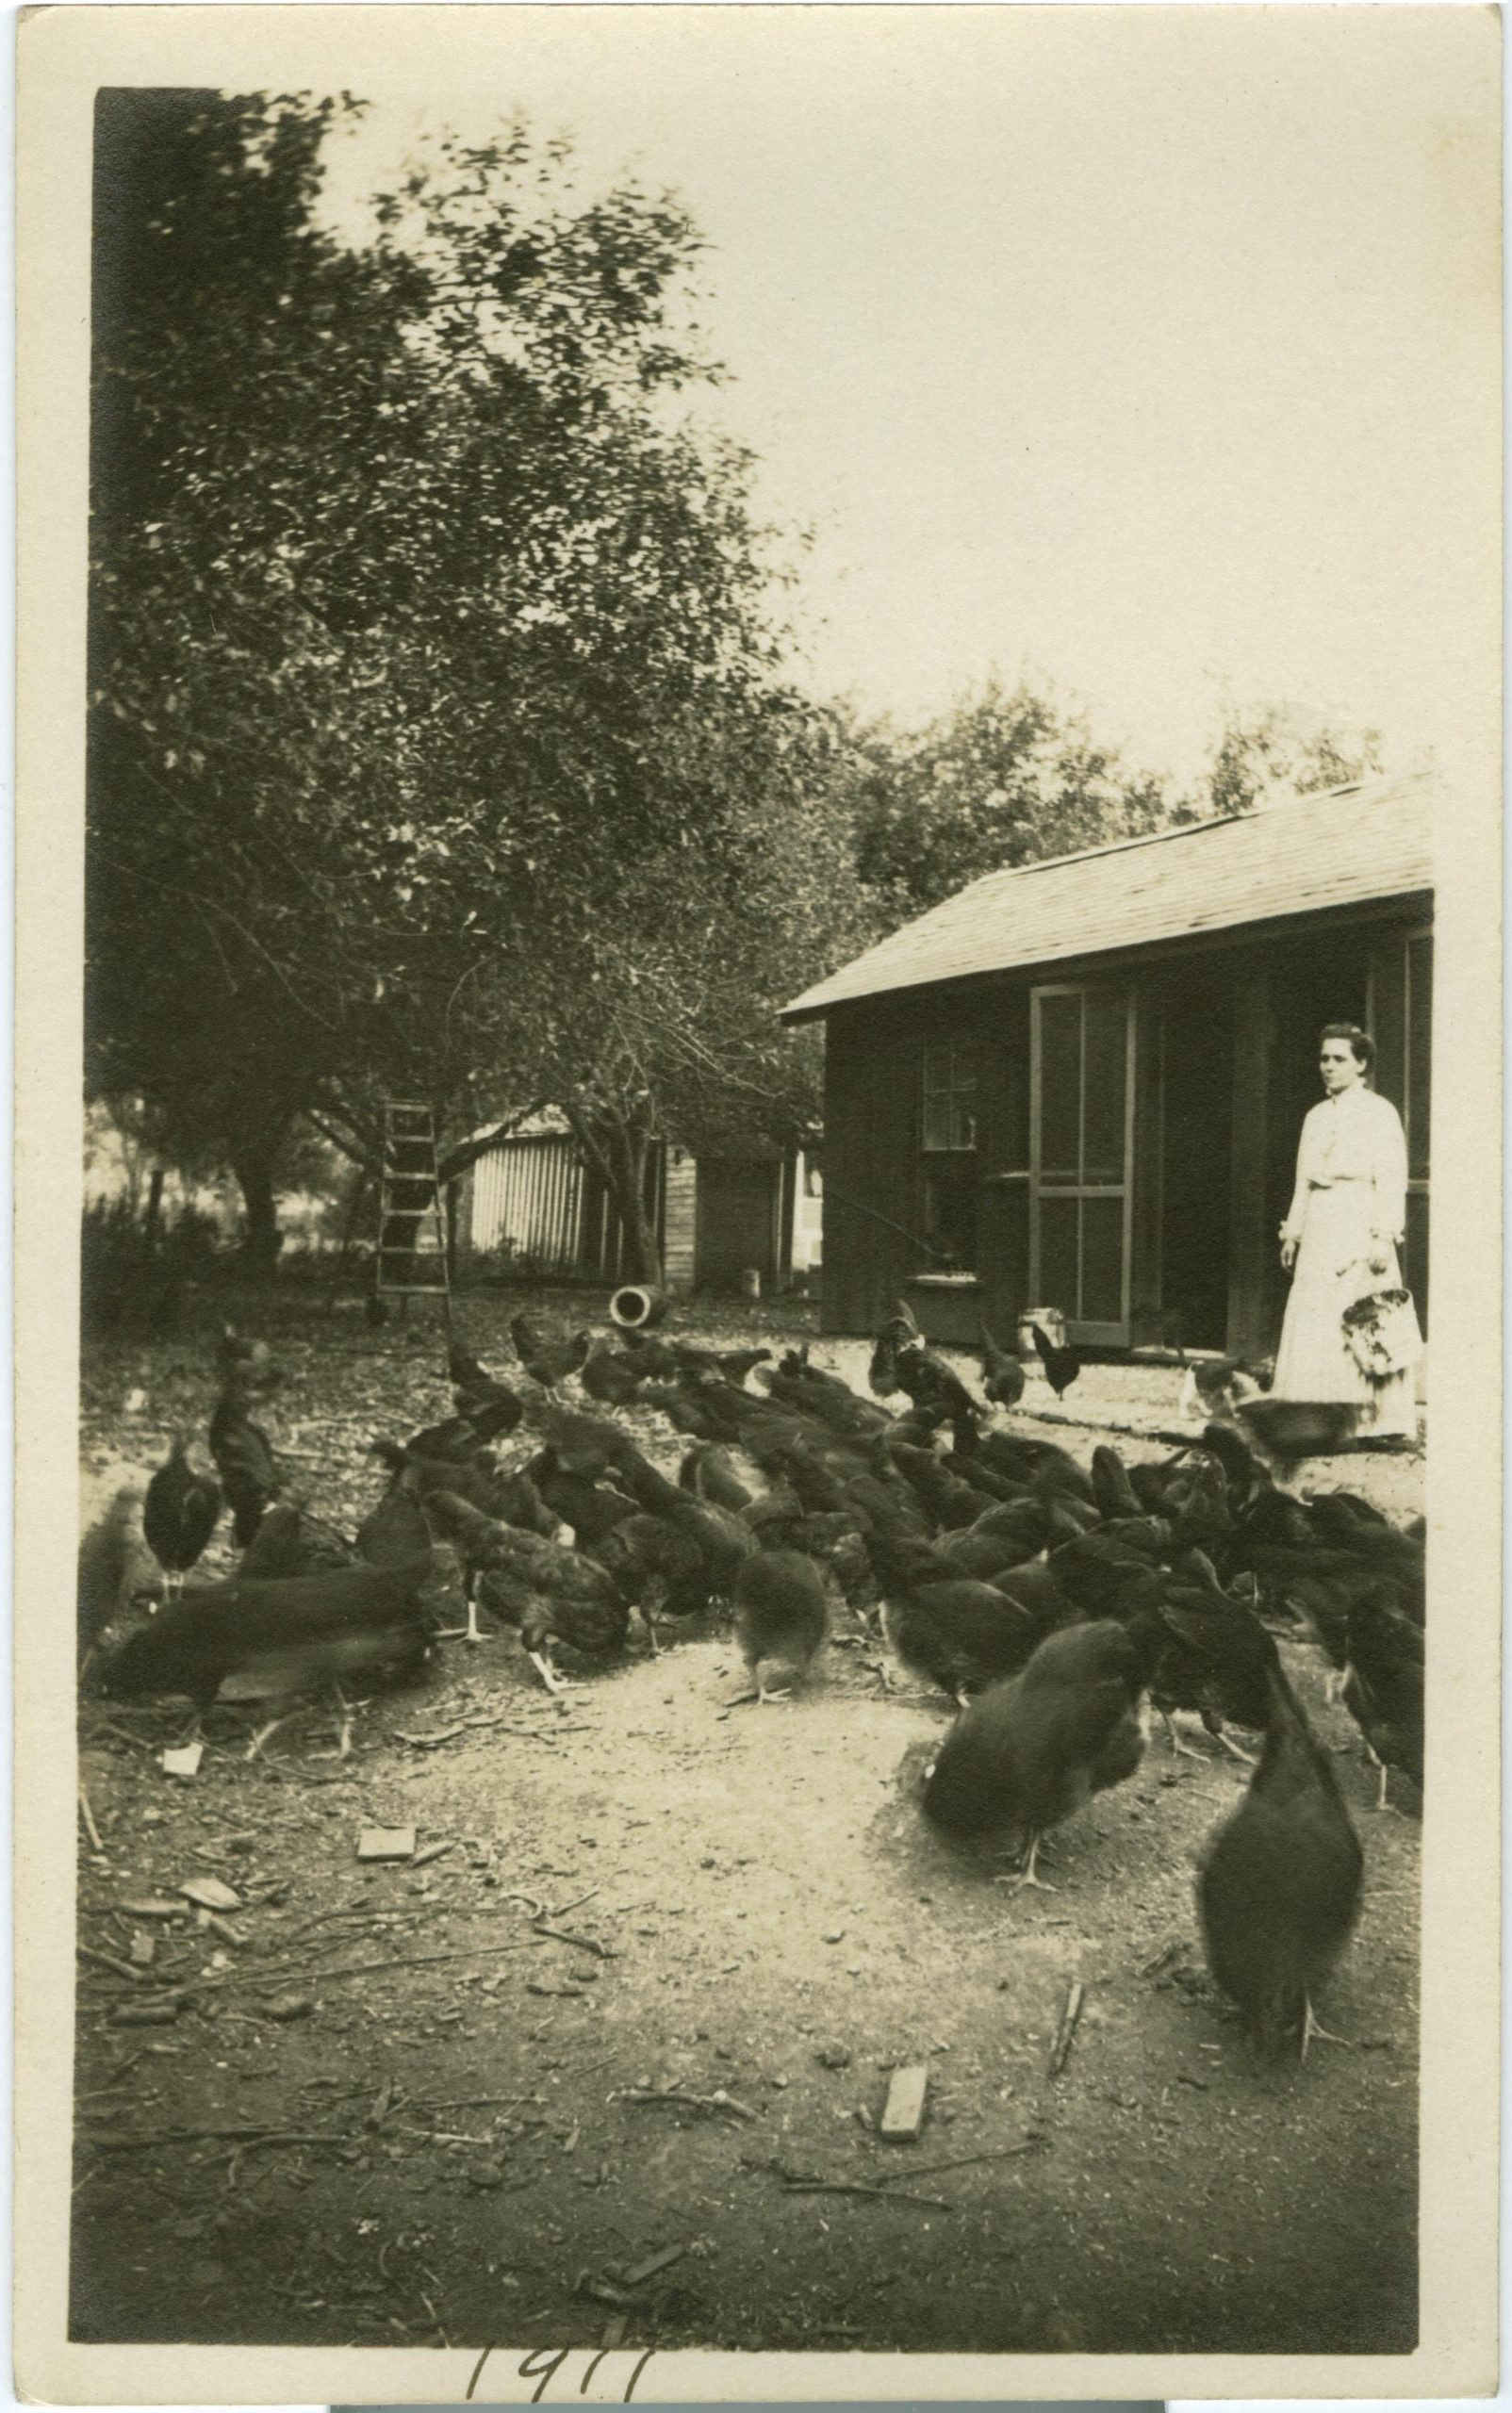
(161, 1743, 204, 1781)
(357, 1828, 417, 1863)
(178, 1877, 241, 1912)
(619, 2243, 685, 2288)
(128, 1932, 156, 1968)
(410, 1841, 455, 1869)
(110, 2001, 180, 2027)
(600, 2315, 629, 2350)
(119, 1898, 181, 1921)
(879, 2064, 929, 2142)
(259, 1994, 314, 2024)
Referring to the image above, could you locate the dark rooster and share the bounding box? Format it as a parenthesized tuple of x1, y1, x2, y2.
(880, 1305, 981, 1436)
(420, 1491, 628, 1681)
(142, 1436, 222, 1597)
(356, 1458, 437, 1568)
(922, 1614, 1163, 1886)
(509, 1314, 590, 1390)
(979, 1323, 1027, 1409)
(1030, 1321, 1082, 1401)
(94, 1553, 437, 1755)
(388, 1391, 525, 1464)
(1196, 1619, 1364, 2060)
(729, 1549, 829, 1704)
(209, 1379, 282, 1549)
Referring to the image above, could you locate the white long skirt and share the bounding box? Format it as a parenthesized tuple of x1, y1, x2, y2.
(1273, 1185, 1419, 1439)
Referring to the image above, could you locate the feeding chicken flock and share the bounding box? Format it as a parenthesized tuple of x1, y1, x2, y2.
(79, 1303, 1423, 2068)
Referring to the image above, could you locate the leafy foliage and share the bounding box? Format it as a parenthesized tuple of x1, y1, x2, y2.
(1206, 703, 1385, 818)
(830, 676, 1182, 924)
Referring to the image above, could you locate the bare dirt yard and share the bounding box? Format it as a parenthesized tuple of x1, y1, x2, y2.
(72, 1289, 1421, 2362)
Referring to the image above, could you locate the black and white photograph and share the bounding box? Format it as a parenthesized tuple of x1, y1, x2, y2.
(15, 4, 1502, 2400)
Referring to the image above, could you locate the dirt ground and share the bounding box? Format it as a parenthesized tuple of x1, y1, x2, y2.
(72, 1290, 1422, 2360)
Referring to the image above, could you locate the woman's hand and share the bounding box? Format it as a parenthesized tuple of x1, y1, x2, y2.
(1280, 1236, 1298, 1272)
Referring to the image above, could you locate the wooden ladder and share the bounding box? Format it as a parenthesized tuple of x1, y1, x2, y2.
(375, 1099, 452, 1322)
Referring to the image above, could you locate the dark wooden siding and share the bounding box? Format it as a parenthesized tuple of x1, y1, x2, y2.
(816, 901, 1431, 1352)
(820, 1000, 926, 1333)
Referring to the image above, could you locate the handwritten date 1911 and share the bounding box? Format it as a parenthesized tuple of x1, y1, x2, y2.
(466, 2343, 659, 2404)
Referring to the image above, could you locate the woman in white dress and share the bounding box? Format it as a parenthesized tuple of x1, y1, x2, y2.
(1274, 1024, 1419, 1442)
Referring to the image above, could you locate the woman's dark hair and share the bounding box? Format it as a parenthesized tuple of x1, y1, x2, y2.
(1320, 1021, 1375, 1074)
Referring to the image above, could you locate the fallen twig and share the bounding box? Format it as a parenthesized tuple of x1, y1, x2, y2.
(82, 2123, 347, 2150)
(1048, 1978, 1086, 2077)
(77, 1783, 106, 1852)
(875, 2141, 1044, 2183)
(780, 2177, 947, 2209)
(534, 1924, 616, 1960)
(615, 2085, 757, 2122)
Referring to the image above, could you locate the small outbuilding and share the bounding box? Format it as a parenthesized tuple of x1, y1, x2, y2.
(780, 772, 1433, 1358)
(452, 1112, 822, 1297)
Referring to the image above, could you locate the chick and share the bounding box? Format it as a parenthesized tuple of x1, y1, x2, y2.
(729, 1549, 829, 1705)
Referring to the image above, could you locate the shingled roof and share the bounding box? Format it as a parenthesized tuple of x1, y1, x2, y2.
(781, 770, 1434, 1023)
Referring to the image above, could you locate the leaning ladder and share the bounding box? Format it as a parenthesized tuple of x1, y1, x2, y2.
(375, 1099, 452, 1323)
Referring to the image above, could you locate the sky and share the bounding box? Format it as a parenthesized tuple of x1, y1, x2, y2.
(319, 7, 1500, 792)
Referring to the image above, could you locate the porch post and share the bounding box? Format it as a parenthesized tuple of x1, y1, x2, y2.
(1227, 967, 1275, 1357)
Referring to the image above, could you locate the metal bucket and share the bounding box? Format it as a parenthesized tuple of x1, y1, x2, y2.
(610, 1283, 669, 1330)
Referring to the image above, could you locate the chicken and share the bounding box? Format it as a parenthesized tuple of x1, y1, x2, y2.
(579, 1342, 649, 1407)
(584, 1513, 709, 1644)
(208, 1381, 282, 1549)
(729, 1549, 829, 1704)
(863, 1526, 1040, 1703)
(509, 1314, 590, 1390)
(78, 1485, 161, 1663)
(356, 1458, 437, 1568)
(885, 1441, 1000, 1531)
(879, 1305, 982, 1436)
(1196, 1621, 1364, 2060)
(1234, 1396, 1358, 1483)
(1341, 1583, 1424, 1808)
(679, 1443, 756, 1512)
(979, 1323, 1027, 1409)
(238, 1495, 357, 1581)
(608, 1439, 759, 1595)
(922, 1616, 1159, 1885)
(389, 1392, 525, 1463)
(214, 1324, 284, 1393)
(1089, 1444, 1142, 1523)
(1030, 1321, 1082, 1401)
(446, 1339, 525, 1427)
(1133, 1560, 1273, 1763)
(93, 1553, 437, 1754)
(142, 1436, 222, 1597)
(420, 1490, 628, 1681)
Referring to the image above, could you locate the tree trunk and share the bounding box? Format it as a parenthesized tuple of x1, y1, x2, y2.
(564, 1101, 664, 1289)
(142, 1166, 166, 1250)
(229, 1141, 284, 1277)
(613, 1120, 665, 1290)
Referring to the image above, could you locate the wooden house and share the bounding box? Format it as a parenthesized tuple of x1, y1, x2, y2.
(780, 772, 1432, 1357)
(452, 1112, 822, 1296)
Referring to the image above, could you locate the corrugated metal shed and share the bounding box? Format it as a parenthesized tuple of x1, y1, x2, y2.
(781, 772, 1434, 1022)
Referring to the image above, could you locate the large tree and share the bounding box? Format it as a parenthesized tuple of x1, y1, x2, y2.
(88, 92, 842, 1269)
(830, 676, 1181, 925)
(1203, 702, 1385, 817)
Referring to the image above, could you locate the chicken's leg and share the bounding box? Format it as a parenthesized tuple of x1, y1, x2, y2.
(332, 1683, 353, 1761)
(995, 1831, 1057, 1892)
(1161, 1709, 1208, 1761)
(527, 1649, 573, 1695)
(1300, 1996, 1352, 2059)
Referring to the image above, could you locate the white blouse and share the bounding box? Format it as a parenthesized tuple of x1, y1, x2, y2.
(1281, 1087, 1409, 1246)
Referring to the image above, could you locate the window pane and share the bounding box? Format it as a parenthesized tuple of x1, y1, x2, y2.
(1039, 993, 1081, 1177)
(1083, 991, 1128, 1183)
(921, 1093, 952, 1150)
(1406, 936, 1432, 1180)
(1081, 1192, 1126, 1322)
(1038, 1193, 1078, 1316)
(923, 1158, 978, 1272)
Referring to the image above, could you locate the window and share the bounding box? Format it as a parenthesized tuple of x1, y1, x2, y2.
(921, 1040, 978, 1272)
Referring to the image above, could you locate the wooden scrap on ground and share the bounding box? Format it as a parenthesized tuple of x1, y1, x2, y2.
(356, 1827, 417, 1863)
(879, 2063, 929, 2141)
